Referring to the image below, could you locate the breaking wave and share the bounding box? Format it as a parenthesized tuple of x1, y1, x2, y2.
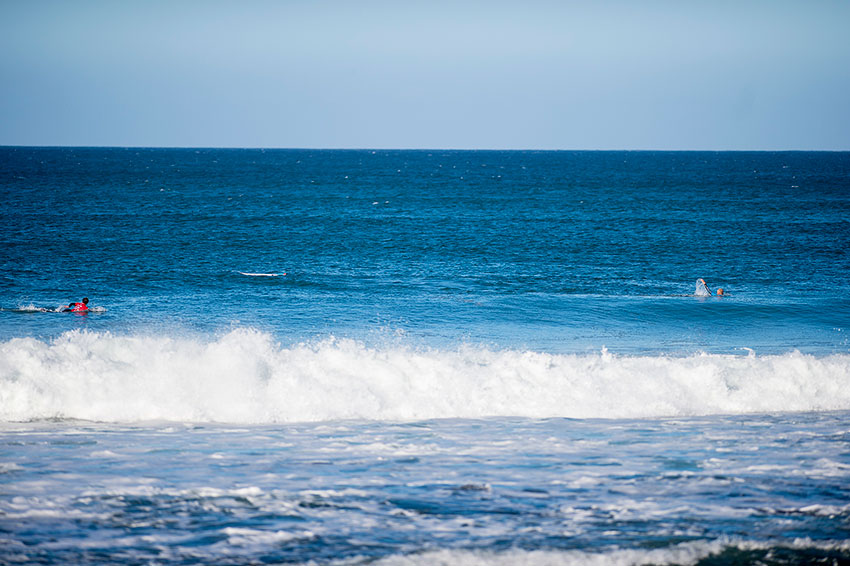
(1, 329, 848, 423)
(361, 538, 850, 566)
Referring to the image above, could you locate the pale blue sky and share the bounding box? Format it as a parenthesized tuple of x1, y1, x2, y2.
(1, 0, 848, 149)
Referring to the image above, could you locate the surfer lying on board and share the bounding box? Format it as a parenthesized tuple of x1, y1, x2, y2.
(64, 298, 89, 312)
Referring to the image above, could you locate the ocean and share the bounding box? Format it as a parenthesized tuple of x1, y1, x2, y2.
(1, 148, 849, 565)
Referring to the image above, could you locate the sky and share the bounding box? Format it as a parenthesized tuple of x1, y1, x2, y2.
(1, 0, 848, 150)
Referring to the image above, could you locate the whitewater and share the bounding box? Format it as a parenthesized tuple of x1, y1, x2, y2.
(2, 329, 849, 423)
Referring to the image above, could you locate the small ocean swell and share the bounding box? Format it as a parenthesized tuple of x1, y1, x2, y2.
(1, 329, 848, 423)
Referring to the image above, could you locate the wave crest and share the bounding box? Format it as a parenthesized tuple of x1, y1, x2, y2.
(1, 329, 848, 423)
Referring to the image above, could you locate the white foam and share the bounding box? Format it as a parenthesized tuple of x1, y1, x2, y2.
(15, 304, 51, 313)
(694, 279, 712, 296)
(221, 527, 315, 546)
(355, 538, 850, 566)
(238, 272, 285, 277)
(10, 303, 61, 313)
(7, 304, 106, 313)
(0, 462, 23, 473)
(1, 330, 848, 424)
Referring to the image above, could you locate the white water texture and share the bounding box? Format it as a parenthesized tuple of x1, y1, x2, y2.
(694, 278, 711, 296)
(2, 329, 849, 423)
(360, 538, 850, 566)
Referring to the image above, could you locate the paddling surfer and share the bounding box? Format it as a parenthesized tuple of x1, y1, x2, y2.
(65, 297, 89, 312)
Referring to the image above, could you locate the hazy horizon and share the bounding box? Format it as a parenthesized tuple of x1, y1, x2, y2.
(3, 145, 850, 152)
(2, 1, 848, 151)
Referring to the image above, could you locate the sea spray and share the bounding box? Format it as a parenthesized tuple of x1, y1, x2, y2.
(2, 329, 848, 423)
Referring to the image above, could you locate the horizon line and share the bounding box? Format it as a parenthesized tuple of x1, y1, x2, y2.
(2, 144, 849, 153)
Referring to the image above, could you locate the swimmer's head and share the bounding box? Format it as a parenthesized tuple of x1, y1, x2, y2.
(82, 297, 89, 304)
(716, 288, 724, 296)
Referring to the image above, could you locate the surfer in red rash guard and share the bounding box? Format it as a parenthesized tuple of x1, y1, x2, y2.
(66, 297, 89, 312)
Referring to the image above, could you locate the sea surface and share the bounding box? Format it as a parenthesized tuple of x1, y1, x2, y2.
(1, 148, 849, 565)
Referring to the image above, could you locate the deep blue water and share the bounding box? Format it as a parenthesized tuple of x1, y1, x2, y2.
(1, 148, 849, 565)
(2, 148, 849, 353)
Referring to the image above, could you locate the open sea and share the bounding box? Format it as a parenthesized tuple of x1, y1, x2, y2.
(1, 148, 849, 565)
